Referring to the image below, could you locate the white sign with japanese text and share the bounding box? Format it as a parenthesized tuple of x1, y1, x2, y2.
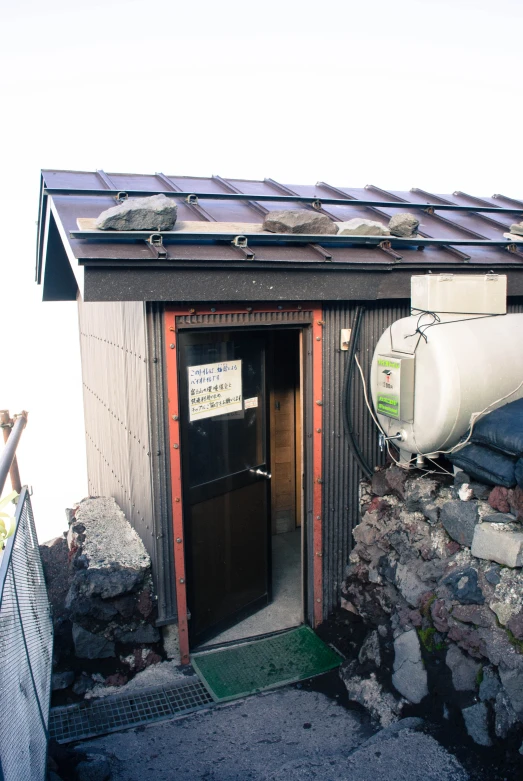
(188, 360, 243, 421)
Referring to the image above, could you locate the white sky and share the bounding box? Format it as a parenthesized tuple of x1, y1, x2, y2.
(1, 0, 522, 542)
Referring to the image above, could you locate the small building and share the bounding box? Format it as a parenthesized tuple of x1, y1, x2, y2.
(36, 169, 523, 664)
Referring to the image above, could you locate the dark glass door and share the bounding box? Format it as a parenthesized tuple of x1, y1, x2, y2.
(178, 330, 271, 644)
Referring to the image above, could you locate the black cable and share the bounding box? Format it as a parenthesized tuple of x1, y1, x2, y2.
(406, 309, 503, 349)
(342, 306, 373, 479)
(404, 310, 441, 345)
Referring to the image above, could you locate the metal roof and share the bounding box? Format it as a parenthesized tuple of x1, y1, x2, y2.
(36, 169, 523, 301)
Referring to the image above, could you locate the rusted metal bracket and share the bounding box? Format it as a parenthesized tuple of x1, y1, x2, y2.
(378, 240, 402, 262)
(442, 245, 471, 262)
(309, 244, 332, 261)
(146, 234, 167, 259)
(155, 174, 217, 222)
(506, 243, 523, 259)
(232, 235, 255, 260)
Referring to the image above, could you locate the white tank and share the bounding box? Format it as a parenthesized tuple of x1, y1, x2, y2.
(370, 312, 523, 459)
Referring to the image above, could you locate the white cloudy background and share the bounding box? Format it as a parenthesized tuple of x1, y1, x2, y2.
(1, 0, 521, 541)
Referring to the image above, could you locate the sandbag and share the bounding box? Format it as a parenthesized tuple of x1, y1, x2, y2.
(449, 443, 516, 488)
(471, 398, 523, 457)
(515, 458, 523, 490)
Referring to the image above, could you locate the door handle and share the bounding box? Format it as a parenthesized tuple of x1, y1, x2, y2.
(250, 468, 272, 479)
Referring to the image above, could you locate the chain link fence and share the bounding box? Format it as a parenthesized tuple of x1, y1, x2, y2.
(0, 487, 53, 781)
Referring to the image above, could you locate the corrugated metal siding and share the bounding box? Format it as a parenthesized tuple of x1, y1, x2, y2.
(322, 300, 410, 615)
(78, 297, 157, 585)
(322, 296, 523, 616)
(145, 304, 176, 623)
(175, 310, 313, 328)
(77, 295, 523, 626)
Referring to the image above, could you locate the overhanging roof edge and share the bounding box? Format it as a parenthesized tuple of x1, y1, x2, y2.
(36, 169, 523, 302)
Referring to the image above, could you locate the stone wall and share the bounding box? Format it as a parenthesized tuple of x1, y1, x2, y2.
(43, 497, 166, 700)
(340, 465, 523, 750)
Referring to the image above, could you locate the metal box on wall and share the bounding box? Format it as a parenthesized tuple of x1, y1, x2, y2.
(375, 353, 415, 423)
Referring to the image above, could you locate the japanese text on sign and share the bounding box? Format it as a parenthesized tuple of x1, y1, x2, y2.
(188, 360, 243, 421)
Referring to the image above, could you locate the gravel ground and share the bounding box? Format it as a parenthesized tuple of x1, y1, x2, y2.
(82, 686, 468, 781)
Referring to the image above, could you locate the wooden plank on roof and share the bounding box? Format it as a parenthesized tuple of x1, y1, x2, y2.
(76, 218, 268, 234)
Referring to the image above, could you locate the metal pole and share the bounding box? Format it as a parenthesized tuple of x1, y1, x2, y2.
(0, 412, 27, 496)
(67, 229, 523, 249)
(0, 411, 22, 494)
(42, 187, 523, 214)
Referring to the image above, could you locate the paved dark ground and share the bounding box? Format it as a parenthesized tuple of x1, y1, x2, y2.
(81, 686, 468, 781)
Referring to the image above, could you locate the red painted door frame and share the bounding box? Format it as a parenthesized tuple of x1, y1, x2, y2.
(164, 303, 323, 665)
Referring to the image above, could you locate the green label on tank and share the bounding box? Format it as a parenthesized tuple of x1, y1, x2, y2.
(377, 359, 400, 369)
(377, 395, 400, 419)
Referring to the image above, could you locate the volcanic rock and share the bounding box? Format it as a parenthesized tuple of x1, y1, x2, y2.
(488, 486, 511, 513)
(445, 645, 481, 691)
(442, 568, 484, 605)
(96, 194, 177, 231)
(388, 213, 420, 237)
(72, 624, 115, 660)
(462, 702, 492, 746)
(440, 501, 479, 547)
(391, 630, 428, 704)
(336, 218, 389, 236)
(262, 209, 338, 235)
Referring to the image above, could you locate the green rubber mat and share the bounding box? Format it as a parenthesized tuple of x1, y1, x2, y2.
(191, 625, 342, 703)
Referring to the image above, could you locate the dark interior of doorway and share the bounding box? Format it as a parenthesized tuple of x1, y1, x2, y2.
(198, 328, 303, 648)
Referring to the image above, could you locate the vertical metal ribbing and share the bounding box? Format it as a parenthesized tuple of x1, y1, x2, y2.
(77, 295, 523, 628)
(146, 303, 176, 624)
(175, 310, 311, 328)
(78, 298, 155, 594)
(322, 300, 410, 616)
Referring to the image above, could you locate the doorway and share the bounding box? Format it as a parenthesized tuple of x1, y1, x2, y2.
(177, 327, 304, 648)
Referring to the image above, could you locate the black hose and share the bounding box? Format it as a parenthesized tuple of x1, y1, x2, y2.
(342, 306, 373, 479)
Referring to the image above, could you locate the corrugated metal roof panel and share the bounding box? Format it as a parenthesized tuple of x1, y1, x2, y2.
(37, 170, 523, 300)
(42, 169, 103, 189)
(107, 173, 168, 191)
